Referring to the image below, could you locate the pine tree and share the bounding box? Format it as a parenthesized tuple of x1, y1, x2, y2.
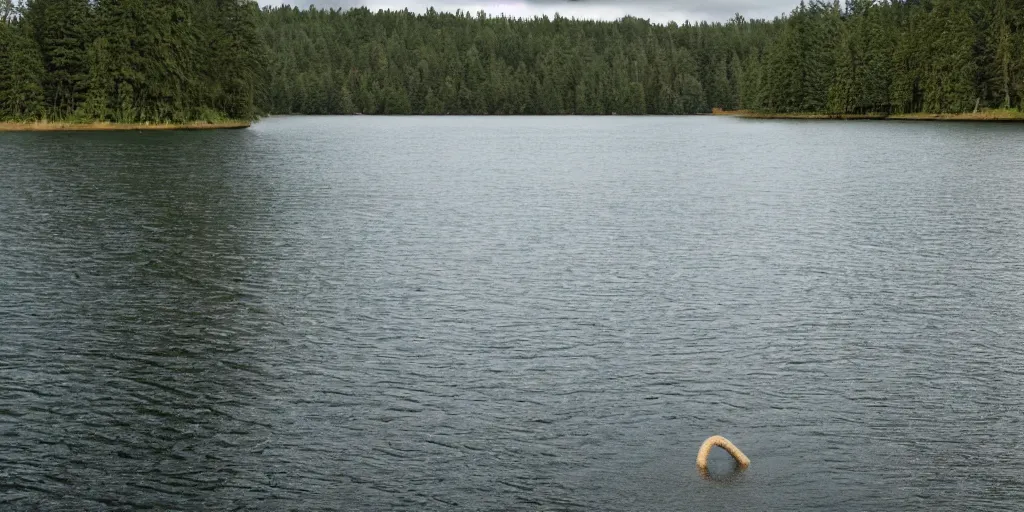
(26, 0, 92, 118)
(992, 0, 1015, 107)
(537, 76, 563, 114)
(4, 0, 280, 123)
(383, 84, 411, 114)
(891, 6, 925, 114)
(0, 20, 46, 119)
(707, 57, 731, 109)
(80, 36, 113, 120)
(795, 1, 838, 112)
(763, 20, 801, 112)
(424, 86, 444, 114)
(727, 52, 742, 110)
(338, 85, 356, 114)
(624, 81, 646, 114)
(827, 22, 855, 114)
(9, 0, 1014, 120)
(739, 53, 764, 110)
(924, 0, 978, 113)
(0, 15, 12, 118)
(676, 73, 707, 113)
(207, 0, 266, 120)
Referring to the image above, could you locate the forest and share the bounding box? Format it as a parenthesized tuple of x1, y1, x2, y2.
(260, 0, 1024, 116)
(2, 0, 1024, 121)
(0, 0, 265, 123)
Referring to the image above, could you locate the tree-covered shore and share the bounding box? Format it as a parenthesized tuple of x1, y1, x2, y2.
(3, 0, 1024, 127)
(0, 0, 264, 127)
(260, 0, 1024, 118)
(719, 108, 1024, 121)
(0, 120, 252, 131)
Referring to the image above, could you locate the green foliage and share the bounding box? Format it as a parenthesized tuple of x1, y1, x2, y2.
(754, 0, 1024, 115)
(258, 8, 773, 115)
(0, 0, 262, 123)
(25, 0, 92, 118)
(922, 0, 978, 113)
(739, 53, 764, 110)
(827, 20, 855, 114)
(0, 20, 46, 119)
(205, 0, 267, 120)
(4, 0, 1024, 120)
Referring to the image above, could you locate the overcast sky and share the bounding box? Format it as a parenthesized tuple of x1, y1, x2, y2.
(257, 0, 799, 24)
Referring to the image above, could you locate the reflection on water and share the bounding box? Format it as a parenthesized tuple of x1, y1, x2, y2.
(2, 117, 1024, 510)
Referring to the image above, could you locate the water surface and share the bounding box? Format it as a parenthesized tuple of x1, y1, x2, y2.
(2, 116, 1023, 510)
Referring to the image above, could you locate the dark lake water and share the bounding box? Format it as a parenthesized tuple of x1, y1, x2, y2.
(2, 116, 1024, 510)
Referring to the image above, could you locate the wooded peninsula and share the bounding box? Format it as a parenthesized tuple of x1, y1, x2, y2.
(2, 0, 1024, 126)
(0, 0, 264, 128)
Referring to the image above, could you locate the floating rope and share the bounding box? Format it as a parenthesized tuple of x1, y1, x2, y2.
(696, 435, 750, 475)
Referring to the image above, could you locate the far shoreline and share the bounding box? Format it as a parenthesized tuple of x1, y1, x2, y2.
(0, 120, 252, 132)
(714, 109, 1024, 122)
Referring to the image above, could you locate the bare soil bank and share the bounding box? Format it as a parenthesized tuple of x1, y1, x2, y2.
(714, 109, 1024, 122)
(0, 121, 251, 132)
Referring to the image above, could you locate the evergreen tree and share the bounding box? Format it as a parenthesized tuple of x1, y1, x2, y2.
(891, 6, 925, 114)
(254, 1, 1024, 116)
(424, 86, 444, 114)
(924, 0, 978, 113)
(676, 73, 707, 113)
(80, 35, 113, 120)
(707, 57, 731, 109)
(827, 22, 855, 114)
(207, 0, 265, 120)
(5, 0, 1024, 121)
(0, 0, 268, 123)
(727, 52, 742, 110)
(26, 0, 91, 117)
(990, 0, 1016, 107)
(0, 20, 45, 119)
(337, 85, 356, 115)
(764, 19, 801, 112)
(739, 53, 764, 110)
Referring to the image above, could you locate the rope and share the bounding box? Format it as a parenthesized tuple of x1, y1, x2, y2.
(696, 435, 750, 475)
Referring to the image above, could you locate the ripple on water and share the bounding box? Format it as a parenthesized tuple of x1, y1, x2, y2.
(1, 117, 1024, 510)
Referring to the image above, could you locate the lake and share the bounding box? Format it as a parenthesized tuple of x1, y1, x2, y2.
(2, 116, 1023, 510)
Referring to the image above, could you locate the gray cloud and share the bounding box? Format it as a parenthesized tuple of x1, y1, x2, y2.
(258, 0, 798, 23)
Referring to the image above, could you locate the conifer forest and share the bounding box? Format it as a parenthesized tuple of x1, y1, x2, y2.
(0, 0, 265, 123)
(3, 0, 1024, 120)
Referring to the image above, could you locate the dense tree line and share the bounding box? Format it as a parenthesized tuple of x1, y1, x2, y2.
(0, 0, 265, 122)
(754, 0, 1024, 114)
(4, 0, 1024, 121)
(260, 7, 776, 115)
(260, 0, 1024, 116)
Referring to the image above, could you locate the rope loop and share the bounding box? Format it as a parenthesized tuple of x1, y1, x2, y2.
(696, 435, 750, 475)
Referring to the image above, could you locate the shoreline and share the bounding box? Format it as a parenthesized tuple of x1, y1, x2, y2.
(0, 120, 252, 132)
(714, 109, 1024, 122)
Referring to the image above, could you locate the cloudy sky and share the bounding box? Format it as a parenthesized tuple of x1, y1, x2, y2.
(257, 0, 799, 24)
